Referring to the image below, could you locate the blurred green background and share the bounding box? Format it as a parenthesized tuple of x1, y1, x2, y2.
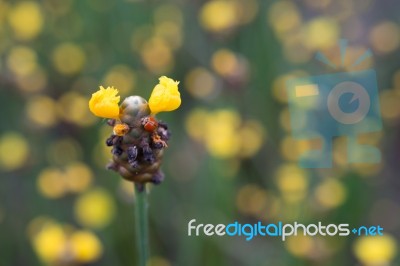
(1, 0, 400, 265)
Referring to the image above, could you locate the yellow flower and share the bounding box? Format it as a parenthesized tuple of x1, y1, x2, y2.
(149, 76, 181, 114)
(89, 86, 120, 119)
(33, 222, 67, 263)
(354, 235, 397, 265)
(70, 230, 103, 263)
(74, 188, 115, 229)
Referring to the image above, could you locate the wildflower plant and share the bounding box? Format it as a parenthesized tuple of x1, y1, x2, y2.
(89, 76, 181, 265)
(89, 76, 180, 190)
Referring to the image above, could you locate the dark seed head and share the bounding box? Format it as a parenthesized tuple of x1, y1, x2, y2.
(106, 136, 114, 146)
(112, 146, 123, 156)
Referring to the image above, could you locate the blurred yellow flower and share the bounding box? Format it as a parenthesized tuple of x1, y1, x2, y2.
(149, 76, 181, 114)
(37, 167, 66, 199)
(314, 178, 347, 209)
(7, 46, 38, 77)
(65, 162, 93, 193)
(275, 164, 309, 203)
(102, 65, 136, 95)
(200, 0, 237, 32)
(285, 235, 314, 258)
(204, 110, 241, 158)
(354, 235, 397, 265)
(33, 222, 66, 263)
(89, 86, 121, 119)
(141, 37, 174, 74)
(304, 17, 339, 50)
(0, 132, 29, 171)
(74, 188, 115, 229)
(8, 1, 43, 40)
(52, 43, 86, 75)
(70, 230, 103, 263)
(26, 95, 57, 128)
(30, 218, 103, 264)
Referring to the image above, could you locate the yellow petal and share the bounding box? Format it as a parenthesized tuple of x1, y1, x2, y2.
(149, 76, 181, 114)
(88, 86, 120, 119)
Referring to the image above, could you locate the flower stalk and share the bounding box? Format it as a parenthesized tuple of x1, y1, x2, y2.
(134, 184, 149, 266)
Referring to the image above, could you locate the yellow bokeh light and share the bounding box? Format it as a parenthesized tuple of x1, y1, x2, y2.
(283, 41, 313, 64)
(64, 162, 93, 193)
(29, 218, 103, 264)
(268, 1, 302, 35)
(15, 67, 47, 93)
(0, 132, 29, 171)
(303, 17, 340, 50)
(236, 184, 268, 216)
(57, 91, 97, 126)
(74, 188, 115, 229)
(199, 0, 237, 32)
(369, 21, 400, 54)
(199, 0, 257, 32)
(26, 95, 57, 128)
(7, 46, 38, 77)
(37, 167, 67, 199)
(37, 162, 93, 198)
(285, 235, 314, 257)
(353, 235, 397, 265)
(211, 49, 238, 78)
(238, 120, 265, 158)
(32, 222, 67, 263)
(70, 230, 103, 263)
(235, 0, 258, 26)
(280, 136, 322, 162)
(380, 90, 400, 120)
(185, 108, 210, 141)
(46, 138, 83, 165)
(52, 43, 86, 75)
(275, 164, 309, 203)
(185, 108, 264, 159)
(279, 108, 291, 132)
(102, 65, 136, 95)
(8, 1, 43, 40)
(154, 21, 183, 50)
(314, 178, 347, 209)
(204, 110, 241, 158)
(185, 67, 218, 100)
(141, 37, 173, 74)
(272, 75, 290, 103)
(130, 25, 154, 52)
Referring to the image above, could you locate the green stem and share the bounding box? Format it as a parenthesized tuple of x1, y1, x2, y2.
(134, 184, 149, 266)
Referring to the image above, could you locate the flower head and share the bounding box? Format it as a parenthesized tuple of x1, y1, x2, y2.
(88, 76, 180, 190)
(89, 86, 120, 119)
(148, 76, 181, 114)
